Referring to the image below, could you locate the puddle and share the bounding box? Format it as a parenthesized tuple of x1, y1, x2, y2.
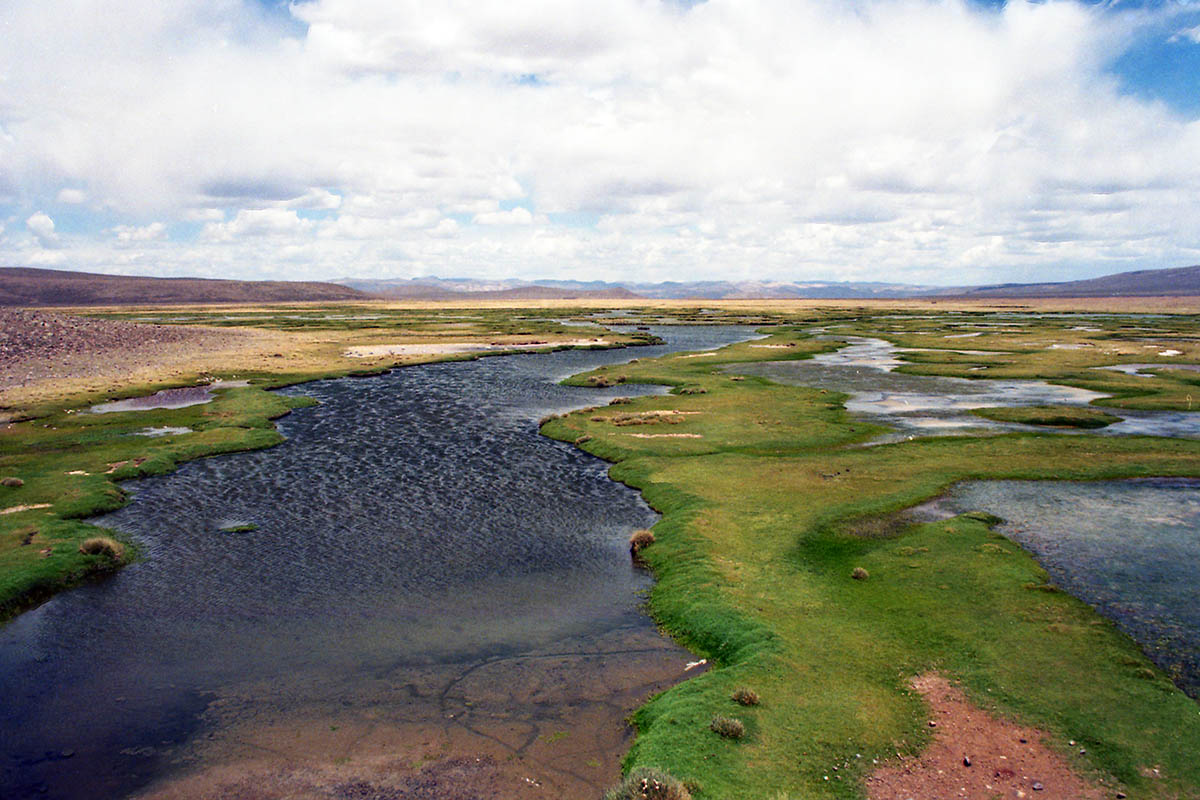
(1095, 363, 1200, 377)
(133, 427, 192, 437)
(922, 478, 1200, 698)
(90, 382, 247, 415)
(91, 386, 214, 414)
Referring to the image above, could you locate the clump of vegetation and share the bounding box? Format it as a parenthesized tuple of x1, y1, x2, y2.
(710, 715, 746, 739)
(970, 405, 1121, 429)
(851, 566, 870, 581)
(1, 477, 23, 487)
(78, 536, 124, 560)
(603, 767, 692, 800)
(219, 523, 258, 533)
(731, 687, 760, 706)
(630, 529, 656, 556)
(676, 386, 706, 395)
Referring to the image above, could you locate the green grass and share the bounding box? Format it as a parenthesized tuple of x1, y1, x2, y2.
(971, 405, 1122, 428)
(543, 322, 1200, 799)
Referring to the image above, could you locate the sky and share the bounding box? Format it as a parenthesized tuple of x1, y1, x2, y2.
(2, 0, 1200, 287)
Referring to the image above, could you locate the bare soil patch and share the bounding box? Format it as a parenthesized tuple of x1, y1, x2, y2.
(866, 674, 1110, 800)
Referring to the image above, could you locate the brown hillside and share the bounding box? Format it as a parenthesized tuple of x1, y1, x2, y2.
(0, 267, 368, 306)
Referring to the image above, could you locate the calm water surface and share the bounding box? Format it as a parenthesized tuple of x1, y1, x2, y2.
(0, 325, 757, 800)
(926, 479, 1200, 697)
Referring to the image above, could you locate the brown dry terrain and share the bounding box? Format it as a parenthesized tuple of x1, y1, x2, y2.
(0, 267, 367, 306)
(866, 675, 1111, 800)
(0, 308, 296, 417)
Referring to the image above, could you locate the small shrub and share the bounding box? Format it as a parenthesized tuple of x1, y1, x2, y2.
(1, 477, 23, 487)
(731, 687, 760, 706)
(629, 529, 656, 556)
(710, 715, 745, 739)
(78, 536, 124, 560)
(603, 767, 692, 800)
(851, 567, 870, 581)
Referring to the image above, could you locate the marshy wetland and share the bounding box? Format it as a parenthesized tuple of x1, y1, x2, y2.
(2, 302, 1200, 799)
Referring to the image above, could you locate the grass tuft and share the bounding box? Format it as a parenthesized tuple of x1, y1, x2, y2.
(1, 477, 23, 487)
(603, 767, 693, 800)
(731, 687, 760, 706)
(710, 715, 746, 739)
(629, 529, 656, 556)
(851, 566, 870, 581)
(78, 536, 124, 560)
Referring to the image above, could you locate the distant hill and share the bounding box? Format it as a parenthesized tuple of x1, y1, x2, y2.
(339, 276, 933, 300)
(343, 266, 1200, 300)
(343, 277, 643, 301)
(0, 267, 368, 306)
(955, 265, 1200, 298)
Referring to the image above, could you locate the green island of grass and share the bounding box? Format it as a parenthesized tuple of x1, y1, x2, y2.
(971, 405, 1123, 428)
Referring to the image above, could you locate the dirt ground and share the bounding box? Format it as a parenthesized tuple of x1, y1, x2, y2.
(866, 674, 1113, 800)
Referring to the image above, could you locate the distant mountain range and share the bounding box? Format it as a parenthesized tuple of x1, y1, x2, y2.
(4, 264, 1200, 306)
(340, 265, 1200, 300)
(340, 276, 938, 300)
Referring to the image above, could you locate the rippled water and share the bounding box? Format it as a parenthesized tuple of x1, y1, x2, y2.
(0, 325, 757, 800)
(923, 479, 1200, 697)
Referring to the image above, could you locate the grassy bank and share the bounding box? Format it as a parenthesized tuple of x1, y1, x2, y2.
(542, 325, 1200, 799)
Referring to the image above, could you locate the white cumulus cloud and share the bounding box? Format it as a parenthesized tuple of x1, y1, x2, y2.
(57, 188, 87, 204)
(202, 208, 315, 242)
(25, 212, 59, 248)
(113, 222, 168, 243)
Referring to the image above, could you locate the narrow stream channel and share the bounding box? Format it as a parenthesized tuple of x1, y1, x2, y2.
(0, 325, 758, 800)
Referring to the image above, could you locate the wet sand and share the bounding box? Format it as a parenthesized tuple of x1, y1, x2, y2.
(136, 628, 696, 800)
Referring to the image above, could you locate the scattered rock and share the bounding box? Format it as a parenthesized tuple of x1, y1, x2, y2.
(1032, 781, 1044, 791)
(963, 756, 971, 767)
